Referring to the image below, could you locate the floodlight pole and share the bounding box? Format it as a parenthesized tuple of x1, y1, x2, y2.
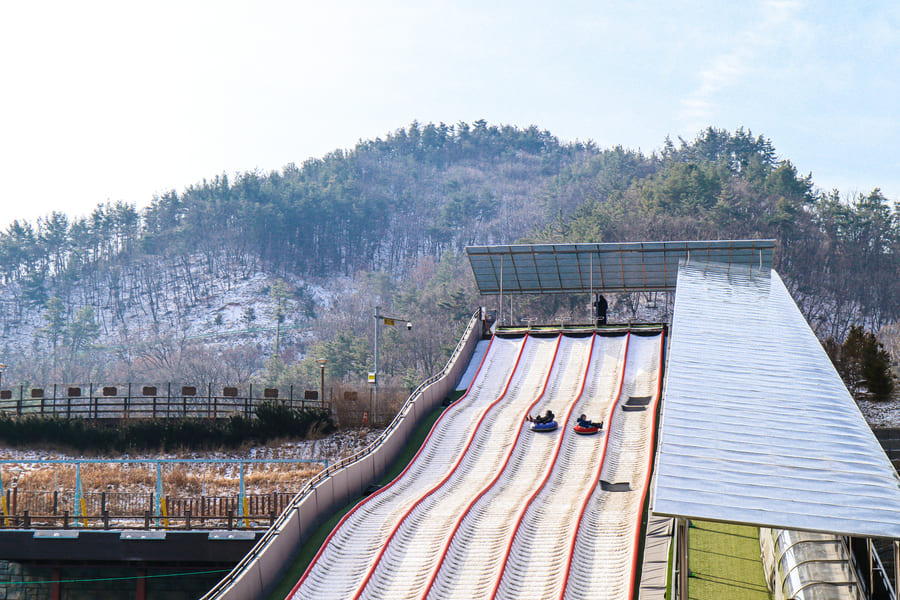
(374, 306, 379, 425)
(499, 257, 503, 326)
(373, 306, 411, 427)
(317, 358, 327, 413)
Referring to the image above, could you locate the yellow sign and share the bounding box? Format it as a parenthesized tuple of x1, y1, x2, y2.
(383, 318, 395, 327)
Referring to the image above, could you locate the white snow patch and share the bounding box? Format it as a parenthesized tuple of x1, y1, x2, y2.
(858, 397, 900, 430)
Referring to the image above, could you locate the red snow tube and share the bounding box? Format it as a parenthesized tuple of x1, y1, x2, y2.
(573, 423, 600, 435)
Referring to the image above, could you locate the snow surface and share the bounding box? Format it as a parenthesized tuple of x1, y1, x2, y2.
(857, 397, 900, 430)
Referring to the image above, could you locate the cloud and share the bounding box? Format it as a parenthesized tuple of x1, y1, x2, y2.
(678, 0, 805, 133)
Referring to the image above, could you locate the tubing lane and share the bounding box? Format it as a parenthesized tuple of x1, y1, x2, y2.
(624, 329, 666, 598)
(353, 334, 564, 600)
(289, 333, 527, 600)
(491, 332, 631, 600)
(419, 334, 597, 600)
(562, 331, 664, 600)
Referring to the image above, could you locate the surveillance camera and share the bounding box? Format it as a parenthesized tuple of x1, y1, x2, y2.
(406, 322, 412, 331)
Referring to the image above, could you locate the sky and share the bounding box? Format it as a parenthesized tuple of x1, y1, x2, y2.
(1, 0, 898, 230)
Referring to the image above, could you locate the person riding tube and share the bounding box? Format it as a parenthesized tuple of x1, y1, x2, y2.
(577, 413, 602, 429)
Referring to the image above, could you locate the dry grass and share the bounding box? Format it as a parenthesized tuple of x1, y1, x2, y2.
(162, 463, 323, 495)
(0, 437, 341, 498)
(0, 428, 383, 501)
(6, 462, 325, 496)
(12, 463, 156, 491)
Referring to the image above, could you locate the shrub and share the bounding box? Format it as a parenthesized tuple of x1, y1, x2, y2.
(0, 406, 334, 453)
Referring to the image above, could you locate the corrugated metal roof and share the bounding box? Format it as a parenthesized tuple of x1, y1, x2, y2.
(465, 240, 775, 295)
(651, 260, 900, 539)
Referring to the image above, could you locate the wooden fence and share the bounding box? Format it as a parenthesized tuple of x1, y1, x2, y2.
(0, 383, 326, 419)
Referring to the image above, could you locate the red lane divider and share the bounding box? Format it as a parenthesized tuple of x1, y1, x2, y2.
(484, 332, 601, 600)
(288, 334, 503, 598)
(348, 333, 545, 600)
(417, 332, 567, 600)
(626, 330, 667, 600)
(557, 331, 633, 600)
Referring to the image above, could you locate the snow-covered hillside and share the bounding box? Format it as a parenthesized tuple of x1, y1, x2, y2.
(0, 252, 359, 385)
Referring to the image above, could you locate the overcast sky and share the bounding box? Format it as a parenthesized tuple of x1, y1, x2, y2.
(1, 0, 898, 230)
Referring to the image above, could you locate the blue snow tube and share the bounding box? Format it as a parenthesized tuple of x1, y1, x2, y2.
(530, 420, 558, 432)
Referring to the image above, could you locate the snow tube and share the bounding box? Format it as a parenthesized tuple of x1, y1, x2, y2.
(530, 420, 558, 432)
(573, 423, 600, 435)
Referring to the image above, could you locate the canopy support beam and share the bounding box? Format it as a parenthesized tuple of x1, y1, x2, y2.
(894, 540, 899, 600)
(675, 518, 690, 600)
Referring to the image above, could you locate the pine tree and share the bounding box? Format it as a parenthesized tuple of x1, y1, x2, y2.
(827, 326, 895, 400)
(861, 331, 895, 400)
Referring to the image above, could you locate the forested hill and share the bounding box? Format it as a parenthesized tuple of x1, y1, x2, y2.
(528, 129, 900, 342)
(0, 122, 898, 389)
(140, 120, 586, 277)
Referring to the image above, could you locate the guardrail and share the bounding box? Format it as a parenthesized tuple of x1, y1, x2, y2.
(200, 310, 486, 600)
(0, 384, 325, 419)
(1, 491, 294, 530)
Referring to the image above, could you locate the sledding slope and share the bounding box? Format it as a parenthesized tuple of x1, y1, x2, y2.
(288, 329, 663, 600)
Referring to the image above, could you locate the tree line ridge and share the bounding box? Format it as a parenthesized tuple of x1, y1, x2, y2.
(0, 122, 896, 399)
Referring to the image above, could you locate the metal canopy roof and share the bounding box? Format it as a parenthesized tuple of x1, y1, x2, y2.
(651, 260, 900, 539)
(465, 240, 775, 295)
